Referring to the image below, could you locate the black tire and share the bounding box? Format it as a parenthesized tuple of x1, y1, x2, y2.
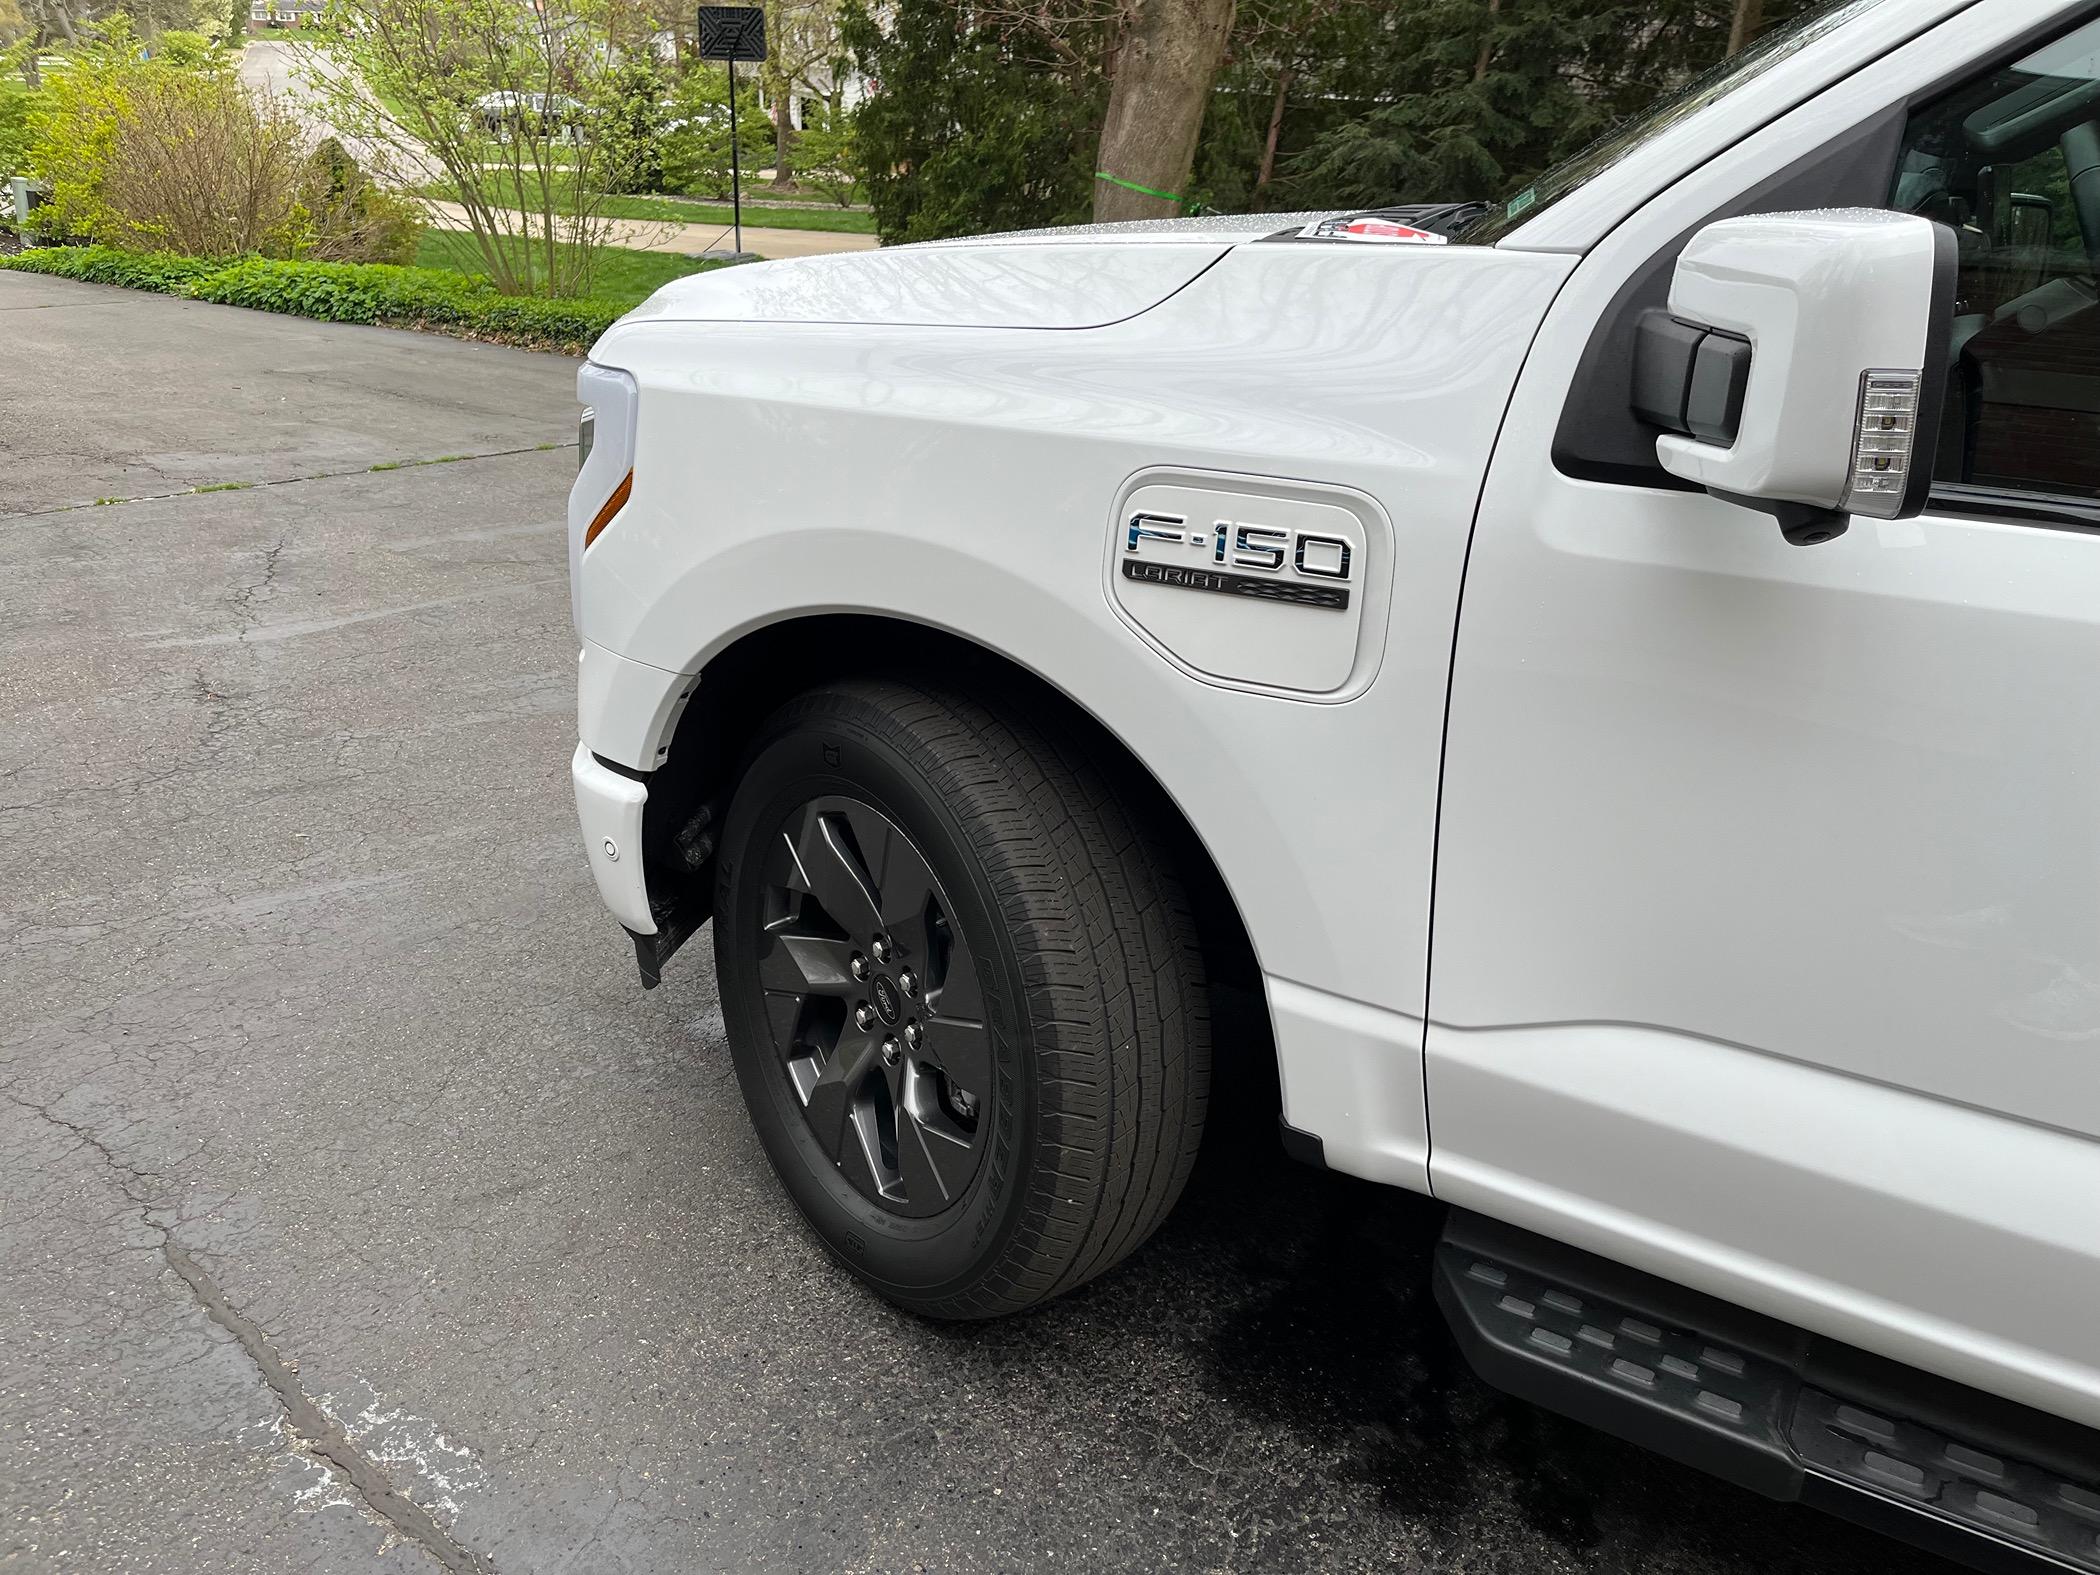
(712, 675, 1210, 1318)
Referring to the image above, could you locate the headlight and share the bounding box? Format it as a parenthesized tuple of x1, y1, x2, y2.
(568, 363, 639, 635)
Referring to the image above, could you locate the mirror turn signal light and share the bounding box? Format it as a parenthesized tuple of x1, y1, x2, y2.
(583, 470, 633, 549)
(1839, 370, 1921, 520)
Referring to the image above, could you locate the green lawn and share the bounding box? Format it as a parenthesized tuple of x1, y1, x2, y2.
(414, 229, 722, 307)
(422, 181, 876, 235)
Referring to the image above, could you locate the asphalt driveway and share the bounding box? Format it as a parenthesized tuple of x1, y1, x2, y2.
(0, 273, 1943, 1574)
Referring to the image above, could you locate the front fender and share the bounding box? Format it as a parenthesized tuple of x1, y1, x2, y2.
(576, 240, 1571, 1022)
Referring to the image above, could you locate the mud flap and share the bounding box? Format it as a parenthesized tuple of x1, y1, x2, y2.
(627, 797, 719, 989)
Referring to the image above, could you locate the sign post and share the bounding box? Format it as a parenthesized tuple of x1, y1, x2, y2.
(696, 6, 768, 261)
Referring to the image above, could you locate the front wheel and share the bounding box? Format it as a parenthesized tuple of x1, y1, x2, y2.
(712, 676, 1211, 1319)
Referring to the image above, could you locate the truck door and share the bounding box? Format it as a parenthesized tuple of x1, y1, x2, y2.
(1428, 2, 2100, 1426)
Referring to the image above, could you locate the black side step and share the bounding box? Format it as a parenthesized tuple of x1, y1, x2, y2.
(1436, 1210, 2100, 1574)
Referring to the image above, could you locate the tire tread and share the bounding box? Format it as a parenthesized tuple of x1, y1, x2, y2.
(763, 676, 1210, 1318)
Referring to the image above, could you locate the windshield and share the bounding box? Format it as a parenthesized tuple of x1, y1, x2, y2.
(1463, 0, 1898, 244)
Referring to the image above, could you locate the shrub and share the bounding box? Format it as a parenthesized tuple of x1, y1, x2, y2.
(295, 137, 423, 265)
(661, 63, 771, 200)
(29, 34, 424, 264)
(29, 26, 302, 255)
(0, 245, 634, 352)
(595, 55, 665, 197)
(90, 67, 312, 255)
(0, 246, 219, 290)
(789, 120, 858, 207)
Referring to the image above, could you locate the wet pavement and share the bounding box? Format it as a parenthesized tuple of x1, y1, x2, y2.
(0, 272, 1938, 1573)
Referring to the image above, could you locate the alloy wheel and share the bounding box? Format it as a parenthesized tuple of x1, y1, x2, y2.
(755, 795, 991, 1217)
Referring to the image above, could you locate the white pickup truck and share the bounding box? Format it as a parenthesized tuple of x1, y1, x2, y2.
(567, 0, 2100, 1564)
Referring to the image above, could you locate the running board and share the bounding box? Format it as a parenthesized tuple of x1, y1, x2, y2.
(1435, 1211, 2100, 1573)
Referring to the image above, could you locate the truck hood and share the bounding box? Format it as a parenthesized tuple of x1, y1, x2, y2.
(617, 213, 1343, 332)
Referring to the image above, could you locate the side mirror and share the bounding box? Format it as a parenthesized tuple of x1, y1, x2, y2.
(1638, 210, 1957, 545)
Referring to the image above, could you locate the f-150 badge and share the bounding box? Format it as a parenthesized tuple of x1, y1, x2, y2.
(1106, 472, 1386, 697)
(1123, 510, 1352, 610)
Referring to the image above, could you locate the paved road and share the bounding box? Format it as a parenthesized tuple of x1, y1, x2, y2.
(239, 39, 439, 186)
(0, 274, 1944, 1574)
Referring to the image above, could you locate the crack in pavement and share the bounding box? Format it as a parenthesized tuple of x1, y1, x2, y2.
(5, 1093, 497, 1575)
(1, 441, 577, 522)
(226, 535, 289, 644)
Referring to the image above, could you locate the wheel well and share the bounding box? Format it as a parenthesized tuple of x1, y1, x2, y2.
(656, 614, 1267, 1051)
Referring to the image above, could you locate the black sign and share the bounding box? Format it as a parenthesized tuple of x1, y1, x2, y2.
(696, 6, 766, 61)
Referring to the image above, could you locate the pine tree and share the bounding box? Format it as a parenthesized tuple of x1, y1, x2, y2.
(1279, 0, 1817, 211)
(842, 0, 1101, 244)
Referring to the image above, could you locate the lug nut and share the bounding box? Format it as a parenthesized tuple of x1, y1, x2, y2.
(898, 970, 917, 998)
(880, 1037, 901, 1068)
(850, 953, 870, 981)
(854, 1003, 876, 1031)
(903, 1020, 922, 1050)
(871, 934, 891, 964)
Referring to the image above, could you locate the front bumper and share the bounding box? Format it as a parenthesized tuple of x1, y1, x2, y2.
(571, 743, 654, 935)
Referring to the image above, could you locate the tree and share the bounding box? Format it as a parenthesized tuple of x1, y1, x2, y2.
(597, 52, 666, 196)
(0, 38, 36, 173)
(1728, 0, 1764, 55)
(661, 60, 771, 198)
(844, 0, 1828, 242)
(1188, 0, 1392, 214)
(788, 109, 856, 203)
(757, 0, 845, 187)
(1279, 0, 1819, 212)
(843, 0, 1098, 244)
(1091, 0, 1235, 220)
(301, 0, 629, 296)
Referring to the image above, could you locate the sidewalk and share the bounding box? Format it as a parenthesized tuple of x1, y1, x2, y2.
(423, 200, 877, 262)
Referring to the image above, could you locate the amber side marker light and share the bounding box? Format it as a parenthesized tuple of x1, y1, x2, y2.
(583, 470, 633, 549)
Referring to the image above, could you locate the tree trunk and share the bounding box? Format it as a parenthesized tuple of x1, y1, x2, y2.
(1254, 67, 1292, 197)
(1473, 0, 1501, 83)
(1728, 0, 1765, 55)
(1091, 0, 1237, 222)
(771, 91, 794, 187)
(41, 0, 81, 45)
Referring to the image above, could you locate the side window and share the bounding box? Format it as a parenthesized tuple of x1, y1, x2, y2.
(1892, 18, 2100, 502)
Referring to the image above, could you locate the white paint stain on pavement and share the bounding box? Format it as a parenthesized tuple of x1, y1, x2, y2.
(322, 1380, 487, 1520)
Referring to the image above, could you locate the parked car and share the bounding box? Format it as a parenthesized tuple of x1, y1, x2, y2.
(567, 1, 2100, 1568)
(472, 91, 585, 141)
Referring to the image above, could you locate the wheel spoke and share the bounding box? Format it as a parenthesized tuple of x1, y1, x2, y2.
(897, 1064, 975, 1205)
(803, 1029, 881, 1164)
(844, 1099, 893, 1202)
(756, 930, 858, 997)
(786, 809, 883, 934)
(762, 991, 804, 1059)
(874, 837, 936, 940)
(926, 919, 986, 1030)
(918, 1016, 990, 1098)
